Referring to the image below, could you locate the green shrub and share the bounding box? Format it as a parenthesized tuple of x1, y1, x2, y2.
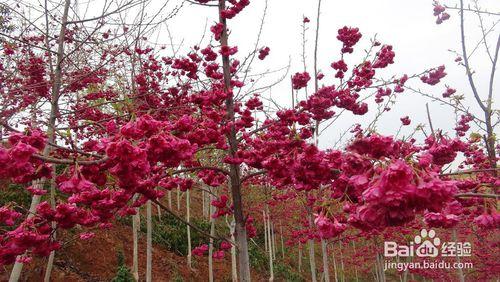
(248, 242, 267, 271)
(0, 183, 31, 207)
(143, 214, 211, 256)
(112, 251, 134, 282)
(274, 262, 305, 281)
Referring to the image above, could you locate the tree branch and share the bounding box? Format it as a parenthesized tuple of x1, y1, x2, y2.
(460, 0, 488, 112)
(440, 168, 500, 176)
(171, 166, 229, 176)
(32, 154, 109, 165)
(455, 193, 499, 199)
(241, 170, 266, 183)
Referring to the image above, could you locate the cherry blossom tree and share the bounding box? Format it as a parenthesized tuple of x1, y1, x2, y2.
(0, 0, 497, 281)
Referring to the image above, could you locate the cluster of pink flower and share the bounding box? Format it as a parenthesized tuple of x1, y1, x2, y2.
(324, 134, 479, 232)
(0, 220, 60, 265)
(245, 95, 263, 110)
(433, 1, 450, 24)
(205, 62, 224, 79)
(0, 207, 21, 226)
(245, 216, 257, 238)
(84, 90, 117, 101)
(349, 62, 375, 89)
(426, 136, 466, 166)
(219, 46, 238, 57)
(192, 244, 209, 256)
(421, 65, 447, 85)
(3, 43, 15, 55)
(393, 74, 408, 93)
(288, 228, 315, 245)
(331, 60, 348, 78)
(171, 57, 199, 79)
(211, 195, 232, 218)
(58, 173, 97, 194)
(375, 87, 392, 103)
(0, 130, 51, 183)
(212, 250, 225, 260)
(66, 67, 107, 93)
(258, 46, 270, 60)
(473, 212, 500, 229)
(291, 72, 311, 90)
(373, 45, 395, 68)
(455, 114, 473, 136)
(442, 86, 456, 97)
(210, 23, 224, 41)
(220, 0, 250, 19)
(337, 26, 362, 53)
(347, 159, 458, 230)
(159, 177, 193, 192)
(106, 140, 150, 190)
(424, 201, 462, 228)
(314, 213, 346, 239)
(147, 134, 197, 167)
(192, 241, 231, 259)
(400, 116, 411, 125)
(299, 86, 337, 120)
(201, 46, 218, 61)
(198, 170, 226, 187)
(18, 56, 50, 101)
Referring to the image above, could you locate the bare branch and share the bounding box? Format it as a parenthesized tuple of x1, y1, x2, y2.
(455, 193, 499, 199)
(460, 0, 487, 112)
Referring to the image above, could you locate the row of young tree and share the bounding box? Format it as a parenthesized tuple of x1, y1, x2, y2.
(0, 0, 498, 281)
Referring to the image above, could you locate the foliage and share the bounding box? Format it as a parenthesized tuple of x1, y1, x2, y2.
(141, 214, 211, 256)
(0, 183, 31, 208)
(111, 250, 134, 282)
(274, 262, 304, 282)
(247, 241, 267, 271)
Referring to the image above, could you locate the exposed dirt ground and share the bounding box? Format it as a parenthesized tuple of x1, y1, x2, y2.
(0, 220, 262, 281)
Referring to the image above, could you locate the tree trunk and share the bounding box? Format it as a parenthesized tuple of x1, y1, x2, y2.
(186, 189, 192, 268)
(263, 211, 268, 252)
(280, 225, 285, 260)
(352, 241, 359, 282)
(132, 200, 140, 281)
(332, 248, 338, 282)
(202, 190, 206, 218)
(43, 177, 57, 282)
(452, 229, 465, 282)
(339, 241, 345, 282)
(230, 220, 238, 282)
(177, 189, 181, 210)
(217, 0, 251, 280)
(146, 200, 152, 282)
(10, 183, 42, 282)
(10, 1, 71, 281)
(321, 239, 330, 282)
(157, 204, 162, 222)
(208, 197, 215, 282)
(308, 213, 317, 282)
(375, 252, 385, 282)
(298, 244, 302, 273)
(168, 190, 172, 210)
(271, 222, 277, 261)
(265, 208, 274, 281)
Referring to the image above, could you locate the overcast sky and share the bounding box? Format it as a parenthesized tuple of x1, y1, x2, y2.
(48, 0, 496, 150)
(150, 0, 497, 148)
